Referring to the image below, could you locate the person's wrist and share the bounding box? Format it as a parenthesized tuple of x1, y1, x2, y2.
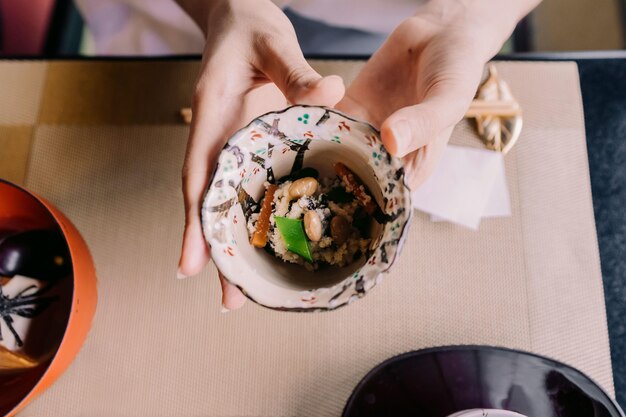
(176, 0, 230, 35)
(205, 0, 285, 38)
(177, 0, 267, 36)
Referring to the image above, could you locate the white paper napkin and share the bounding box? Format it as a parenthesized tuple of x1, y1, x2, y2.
(412, 145, 511, 229)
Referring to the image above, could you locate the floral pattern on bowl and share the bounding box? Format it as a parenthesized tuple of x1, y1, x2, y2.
(201, 105, 412, 311)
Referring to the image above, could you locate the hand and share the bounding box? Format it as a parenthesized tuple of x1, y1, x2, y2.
(175, 0, 345, 310)
(336, 0, 538, 188)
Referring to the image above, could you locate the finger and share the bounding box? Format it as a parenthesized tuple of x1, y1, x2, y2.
(240, 83, 289, 125)
(178, 105, 214, 278)
(381, 70, 481, 158)
(335, 94, 370, 122)
(219, 271, 247, 311)
(404, 129, 451, 189)
(256, 35, 345, 106)
(178, 216, 210, 279)
(178, 62, 244, 279)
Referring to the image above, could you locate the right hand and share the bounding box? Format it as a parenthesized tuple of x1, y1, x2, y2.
(176, 0, 345, 310)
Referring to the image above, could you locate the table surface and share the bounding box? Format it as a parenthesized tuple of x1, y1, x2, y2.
(0, 54, 624, 410)
(506, 52, 626, 408)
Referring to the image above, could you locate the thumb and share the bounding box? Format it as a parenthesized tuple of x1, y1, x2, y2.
(380, 101, 452, 158)
(258, 38, 345, 106)
(381, 76, 478, 158)
(219, 271, 247, 311)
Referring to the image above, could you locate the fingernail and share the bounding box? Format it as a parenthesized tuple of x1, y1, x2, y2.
(176, 268, 187, 280)
(391, 119, 411, 157)
(220, 306, 230, 313)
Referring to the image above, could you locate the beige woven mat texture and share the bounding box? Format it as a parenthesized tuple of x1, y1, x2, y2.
(0, 60, 611, 416)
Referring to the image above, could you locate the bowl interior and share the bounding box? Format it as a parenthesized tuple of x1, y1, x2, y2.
(0, 181, 73, 415)
(233, 139, 384, 291)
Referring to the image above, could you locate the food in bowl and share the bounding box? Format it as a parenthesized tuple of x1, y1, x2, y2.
(248, 163, 378, 270)
(201, 105, 412, 311)
(0, 228, 72, 371)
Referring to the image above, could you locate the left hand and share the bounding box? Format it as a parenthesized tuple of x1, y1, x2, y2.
(175, 0, 345, 310)
(336, 0, 536, 188)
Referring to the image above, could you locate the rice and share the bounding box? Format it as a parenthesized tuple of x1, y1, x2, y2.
(248, 172, 373, 270)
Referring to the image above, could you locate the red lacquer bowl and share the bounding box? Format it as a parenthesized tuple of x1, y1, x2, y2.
(0, 180, 97, 416)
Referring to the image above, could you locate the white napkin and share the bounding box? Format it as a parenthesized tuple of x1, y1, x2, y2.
(412, 145, 511, 230)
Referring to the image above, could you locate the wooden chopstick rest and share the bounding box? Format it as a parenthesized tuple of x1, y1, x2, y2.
(465, 64, 523, 154)
(180, 108, 193, 124)
(464, 100, 522, 118)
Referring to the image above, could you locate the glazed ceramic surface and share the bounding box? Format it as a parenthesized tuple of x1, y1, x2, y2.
(342, 345, 624, 417)
(202, 105, 412, 311)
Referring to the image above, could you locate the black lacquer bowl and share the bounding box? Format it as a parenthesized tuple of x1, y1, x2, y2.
(343, 345, 624, 417)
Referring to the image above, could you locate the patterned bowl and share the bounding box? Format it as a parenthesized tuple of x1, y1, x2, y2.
(201, 105, 412, 311)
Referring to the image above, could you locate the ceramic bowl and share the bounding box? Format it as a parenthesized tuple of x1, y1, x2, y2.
(201, 105, 412, 311)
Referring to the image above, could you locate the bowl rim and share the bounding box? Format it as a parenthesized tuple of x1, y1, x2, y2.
(201, 105, 413, 312)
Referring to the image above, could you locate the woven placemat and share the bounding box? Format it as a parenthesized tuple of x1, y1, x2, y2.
(0, 60, 611, 416)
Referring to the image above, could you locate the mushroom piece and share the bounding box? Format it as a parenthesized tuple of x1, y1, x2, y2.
(330, 215, 350, 246)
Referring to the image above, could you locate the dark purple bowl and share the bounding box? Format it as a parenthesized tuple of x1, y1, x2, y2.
(343, 345, 624, 417)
